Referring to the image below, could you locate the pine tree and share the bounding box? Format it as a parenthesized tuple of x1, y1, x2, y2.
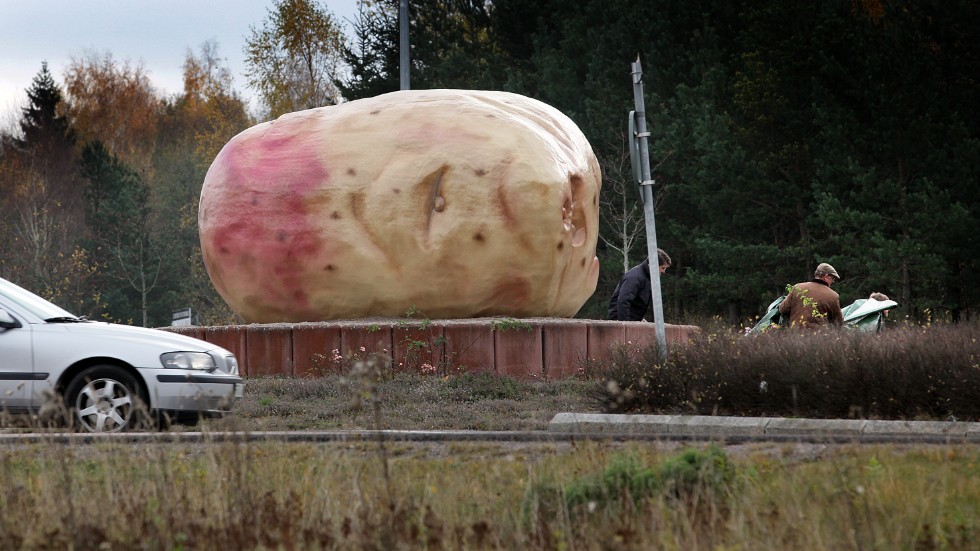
(336, 0, 400, 101)
(0, 63, 87, 305)
(18, 62, 76, 150)
(81, 141, 161, 326)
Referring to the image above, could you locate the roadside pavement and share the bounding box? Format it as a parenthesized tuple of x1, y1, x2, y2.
(548, 413, 980, 443)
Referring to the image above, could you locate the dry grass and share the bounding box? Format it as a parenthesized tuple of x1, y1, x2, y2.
(0, 438, 977, 549)
(207, 371, 598, 432)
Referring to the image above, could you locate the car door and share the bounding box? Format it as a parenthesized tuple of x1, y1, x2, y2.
(0, 306, 33, 411)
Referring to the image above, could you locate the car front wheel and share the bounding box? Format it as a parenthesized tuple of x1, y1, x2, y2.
(64, 365, 150, 433)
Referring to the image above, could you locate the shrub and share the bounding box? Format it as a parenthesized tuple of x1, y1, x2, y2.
(593, 324, 980, 420)
(533, 446, 735, 520)
(657, 445, 735, 500)
(563, 453, 659, 510)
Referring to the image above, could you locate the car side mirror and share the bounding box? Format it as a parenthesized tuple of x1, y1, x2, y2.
(0, 308, 22, 329)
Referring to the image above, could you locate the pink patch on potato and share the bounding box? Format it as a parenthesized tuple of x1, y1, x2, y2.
(201, 126, 330, 318)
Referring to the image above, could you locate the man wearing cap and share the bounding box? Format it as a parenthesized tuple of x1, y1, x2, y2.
(777, 263, 844, 329)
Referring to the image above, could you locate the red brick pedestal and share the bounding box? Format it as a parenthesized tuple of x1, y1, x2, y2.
(165, 318, 700, 380)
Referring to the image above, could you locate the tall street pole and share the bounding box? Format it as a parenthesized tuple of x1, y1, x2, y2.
(629, 56, 667, 358)
(400, 0, 410, 90)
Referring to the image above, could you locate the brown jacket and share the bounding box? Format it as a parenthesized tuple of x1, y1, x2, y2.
(777, 280, 843, 329)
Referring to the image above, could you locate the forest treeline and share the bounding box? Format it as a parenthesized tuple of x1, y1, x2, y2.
(1, 0, 977, 327)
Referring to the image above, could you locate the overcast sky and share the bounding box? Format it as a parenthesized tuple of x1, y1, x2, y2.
(0, 0, 361, 122)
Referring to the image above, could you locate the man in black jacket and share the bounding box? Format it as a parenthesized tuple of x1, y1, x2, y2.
(607, 248, 671, 321)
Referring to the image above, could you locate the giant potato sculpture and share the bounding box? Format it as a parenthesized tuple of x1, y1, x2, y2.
(199, 89, 601, 322)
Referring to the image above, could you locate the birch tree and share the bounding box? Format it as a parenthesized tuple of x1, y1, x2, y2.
(244, 0, 347, 117)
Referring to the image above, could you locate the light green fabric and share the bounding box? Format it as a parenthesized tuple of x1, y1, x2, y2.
(747, 296, 898, 335)
(746, 295, 786, 335)
(842, 298, 898, 333)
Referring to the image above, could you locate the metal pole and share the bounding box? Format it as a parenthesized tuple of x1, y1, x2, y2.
(630, 57, 667, 358)
(399, 0, 410, 90)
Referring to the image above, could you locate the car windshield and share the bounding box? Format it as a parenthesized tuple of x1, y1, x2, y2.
(0, 277, 76, 320)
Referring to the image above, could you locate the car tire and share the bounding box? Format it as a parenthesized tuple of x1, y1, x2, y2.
(64, 365, 152, 433)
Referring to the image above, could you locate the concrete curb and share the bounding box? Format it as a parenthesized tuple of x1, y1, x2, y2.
(548, 413, 980, 441)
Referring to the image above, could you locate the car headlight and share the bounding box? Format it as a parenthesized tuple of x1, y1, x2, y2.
(161, 352, 216, 371)
(225, 355, 239, 375)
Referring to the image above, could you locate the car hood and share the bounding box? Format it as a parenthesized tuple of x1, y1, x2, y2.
(41, 321, 219, 353)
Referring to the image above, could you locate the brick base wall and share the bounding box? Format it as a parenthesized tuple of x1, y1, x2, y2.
(164, 318, 701, 379)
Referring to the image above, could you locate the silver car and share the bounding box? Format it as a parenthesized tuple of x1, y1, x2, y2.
(0, 276, 244, 432)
